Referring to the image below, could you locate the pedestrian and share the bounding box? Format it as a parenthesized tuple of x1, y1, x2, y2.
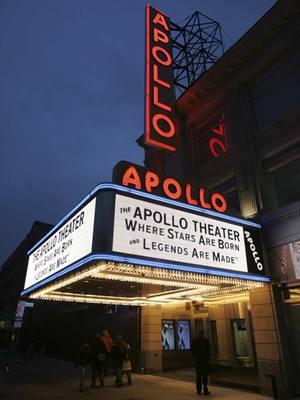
(121, 338, 132, 385)
(111, 334, 126, 387)
(99, 329, 113, 375)
(191, 330, 211, 396)
(75, 339, 91, 392)
(91, 334, 106, 388)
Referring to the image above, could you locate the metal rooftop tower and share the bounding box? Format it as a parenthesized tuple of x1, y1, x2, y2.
(170, 12, 224, 97)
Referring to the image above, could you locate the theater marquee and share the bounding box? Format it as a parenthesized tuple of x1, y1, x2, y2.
(22, 185, 267, 299)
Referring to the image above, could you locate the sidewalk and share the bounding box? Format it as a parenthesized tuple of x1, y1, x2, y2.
(158, 365, 261, 392)
(0, 356, 273, 400)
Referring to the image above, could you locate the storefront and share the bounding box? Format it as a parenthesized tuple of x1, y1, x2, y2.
(21, 183, 270, 375)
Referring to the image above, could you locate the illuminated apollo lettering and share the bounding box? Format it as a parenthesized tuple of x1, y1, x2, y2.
(145, 5, 177, 151)
(244, 230, 264, 271)
(209, 118, 227, 158)
(120, 163, 227, 213)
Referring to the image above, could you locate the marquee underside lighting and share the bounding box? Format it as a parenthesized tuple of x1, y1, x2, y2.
(27, 260, 266, 306)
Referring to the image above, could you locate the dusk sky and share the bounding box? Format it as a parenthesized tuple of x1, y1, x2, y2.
(0, 0, 276, 265)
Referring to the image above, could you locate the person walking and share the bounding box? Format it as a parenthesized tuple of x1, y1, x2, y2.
(91, 334, 107, 388)
(191, 330, 211, 396)
(99, 329, 113, 376)
(111, 334, 126, 387)
(75, 339, 91, 392)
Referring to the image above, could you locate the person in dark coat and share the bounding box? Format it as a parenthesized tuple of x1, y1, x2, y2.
(191, 330, 211, 395)
(75, 339, 91, 392)
(111, 335, 126, 387)
(91, 334, 107, 388)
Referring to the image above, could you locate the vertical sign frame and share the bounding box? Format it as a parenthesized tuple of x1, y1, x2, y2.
(145, 5, 177, 151)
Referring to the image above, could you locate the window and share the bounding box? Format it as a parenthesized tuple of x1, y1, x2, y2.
(231, 319, 249, 358)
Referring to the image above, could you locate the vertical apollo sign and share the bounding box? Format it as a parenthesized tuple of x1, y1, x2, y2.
(145, 5, 177, 151)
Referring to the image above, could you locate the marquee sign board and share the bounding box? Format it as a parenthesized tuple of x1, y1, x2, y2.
(145, 5, 177, 151)
(23, 185, 267, 295)
(112, 194, 265, 276)
(24, 198, 96, 290)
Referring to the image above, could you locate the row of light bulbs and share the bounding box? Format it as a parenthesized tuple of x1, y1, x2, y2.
(29, 260, 266, 306)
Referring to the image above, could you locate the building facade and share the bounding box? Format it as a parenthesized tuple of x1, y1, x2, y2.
(140, 0, 300, 396)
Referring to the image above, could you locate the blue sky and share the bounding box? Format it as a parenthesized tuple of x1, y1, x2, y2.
(0, 0, 276, 264)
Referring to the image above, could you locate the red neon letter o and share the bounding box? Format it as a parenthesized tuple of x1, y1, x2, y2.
(163, 178, 182, 200)
(209, 138, 226, 158)
(152, 114, 175, 138)
(211, 193, 227, 213)
(152, 46, 172, 66)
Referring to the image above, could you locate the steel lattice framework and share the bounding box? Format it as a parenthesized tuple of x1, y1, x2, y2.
(170, 12, 224, 97)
